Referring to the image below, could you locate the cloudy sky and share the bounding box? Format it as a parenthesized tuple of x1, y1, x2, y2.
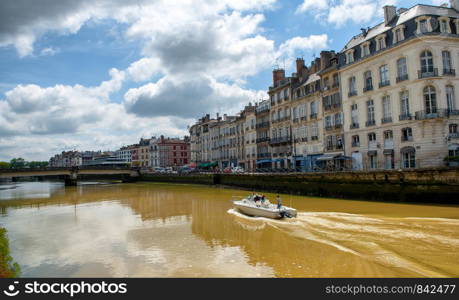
(0, 0, 438, 161)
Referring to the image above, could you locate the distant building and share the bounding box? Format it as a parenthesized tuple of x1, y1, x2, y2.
(49, 151, 82, 167)
(150, 136, 190, 168)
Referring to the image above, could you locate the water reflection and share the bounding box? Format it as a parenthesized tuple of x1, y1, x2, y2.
(0, 181, 458, 277)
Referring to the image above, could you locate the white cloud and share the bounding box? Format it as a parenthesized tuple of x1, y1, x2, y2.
(39, 47, 59, 56)
(296, 0, 399, 27)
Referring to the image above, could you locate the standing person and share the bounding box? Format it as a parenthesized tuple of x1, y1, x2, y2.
(276, 195, 282, 209)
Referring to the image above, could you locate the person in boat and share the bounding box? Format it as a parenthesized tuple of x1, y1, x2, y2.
(253, 194, 260, 202)
(276, 195, 282, 209)
(261, 195, 266, 204)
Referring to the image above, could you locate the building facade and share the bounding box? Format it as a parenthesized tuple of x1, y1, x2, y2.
(150, 136, 190, 168)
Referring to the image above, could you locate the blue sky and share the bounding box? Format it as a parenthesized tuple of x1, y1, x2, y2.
(0, 0, 442, 160)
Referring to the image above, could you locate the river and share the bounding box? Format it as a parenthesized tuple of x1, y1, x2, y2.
(1, 181, 458, 277)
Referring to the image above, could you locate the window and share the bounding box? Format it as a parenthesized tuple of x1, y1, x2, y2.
(364, 71, 373, 91)
(440, 19, 448, 33)
(420, 50, 434, 73)
(352, 135, 360, 147)
(366, 99, 375, 126)
(384, 153, 394, 169)
(397, 57, 408, 81)
(402, 148, 416, 168)
(369, 154, 378, 169)
(400, 91, 410, 119)
(382, 96, 392, 122)
(333, 74, 339, 87)
(420, 19, 428, 33)
(362, 43, 370, 57)
(376, 35, 386, 51)
(310, 101, 318, 117)
(346, 50, 354, 63)
(395, 28, 402, 43)
(349, 76, 356, 96)
(311, 122, 318, 138)
(424, 86, 437, 114)
(351, 104, 359, 128)
(442, 51, 452, 73)
(379, 64, 390, 86)
(325, 116, 333, 128)
(401, 127, 413, 142)
(368, 132, 376, 142)
(334, 113, 342, 127)
(450, 124, 458, 134)
(446, 85, 456, 112)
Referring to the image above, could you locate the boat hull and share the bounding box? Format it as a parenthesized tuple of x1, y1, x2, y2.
(233, 201, 297, 219)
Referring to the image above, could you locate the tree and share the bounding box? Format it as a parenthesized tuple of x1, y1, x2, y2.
(9, 158, 26, 169)
(0, 162, 10, 169)
(0, 228, 20, 278)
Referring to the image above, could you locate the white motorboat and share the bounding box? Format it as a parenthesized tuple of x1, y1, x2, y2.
(232, 196, 297, 219)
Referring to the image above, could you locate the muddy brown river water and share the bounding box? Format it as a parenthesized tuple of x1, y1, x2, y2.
(1, 181, 458, 277)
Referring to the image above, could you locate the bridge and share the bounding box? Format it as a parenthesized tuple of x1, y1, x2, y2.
(0, 166, 140, 186)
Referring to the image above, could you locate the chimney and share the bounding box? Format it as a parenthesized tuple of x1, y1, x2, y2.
(272, 69, 285, 85)
(295, 58, 304, 77)
(320, 51, 332, 70)
(451, 0, 459, 10)
(383, 5, 397, 26)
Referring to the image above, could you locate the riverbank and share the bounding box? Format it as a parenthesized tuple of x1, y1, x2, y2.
(139, 168, 459, 204)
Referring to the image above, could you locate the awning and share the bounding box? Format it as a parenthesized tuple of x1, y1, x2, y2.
(273, 158, 284, 162)
(210, 162, 218, 167)
(367, 150, 377, 156)
(383, 149, 394, 155)
(335, 155, 353, 161)
(198, 163, 211, 168)
(316, 154, 339, 161)
(256, 159, 272, 164)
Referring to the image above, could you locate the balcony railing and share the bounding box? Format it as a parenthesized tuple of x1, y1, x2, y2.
(401, 136, 413, 142)
(449, 133, 459, 139)
(399, 114, 412, 121)
(332, 82, 340, 88)
(334, 123, 343, 129)
(381, 117, 393, 124)
(396, 74, 409, 83)
(292, 118, 299, 123)
(443, 68, 456, 76)
(300, 116, 307, 121)
(418, 68, 438, 79)
(350, 123, 359, 129)
(311, 136, 319, 141)
(348, 90, 357, 97)
(379, 80, 390, 88)
(256, 122, 269, 129)
(414, 109, 449, 120)
(269, 137, 292, 145)
(310, 113, 318, 120)
(366, 120, 376, 127)
(325, 125, 334, 131)
(257, 153, 271, 159)
(255, 107, 270, 114)
(256, 137, 270, 143)
(352, 142, 360, 147)
(363, 84, 373, 92)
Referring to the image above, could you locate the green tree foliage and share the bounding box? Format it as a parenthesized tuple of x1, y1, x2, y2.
(0, 162, 10, 169)
(0, 228, 20, 278)
(9, 158, 26, 169)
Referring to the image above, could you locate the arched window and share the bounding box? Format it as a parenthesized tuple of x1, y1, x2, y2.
(401, 147, 416, 168)
(423, 86, 437, 114)
(420, 50, 434, 73)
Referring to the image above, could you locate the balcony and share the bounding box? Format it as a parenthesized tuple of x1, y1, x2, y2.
(256, 137, 270, 143)
(363, 84, 373, 92)
(449, 133, 459, 139)
(310, 113, 318, 120)
(352, 142, 360, 147)
(257, 153, 271, 159)
(292, 118, 299, 123)
(350, 123, 359, 129)
(269, 137, 292, 145)
(443, 68, 456, 76)
(334, 123, 343, 129)
(325, 125, 334, 131)
(379, 80, 390, 88)
(418, 68, 438, 79)
(332, 82, 340, 88)
(396, 74, 409, 83)
(311, 136, 319, 141)
(368, 141, 378, 151)
(256, 107, 270, 115)
(348, 90, 357, 97)
(414, 109, 449, 120)
(366, 120, 376, 127)
(399, 114, 412, 121)
(256, 122, 269, 129)
(381, 117, 393, 124)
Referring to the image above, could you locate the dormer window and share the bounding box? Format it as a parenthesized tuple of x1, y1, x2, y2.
(454, 19, 459, 35)
(392, 25, 406, 43)
(375, 34, 386, 51)
(438, 17, 451, 33)
(361, 42, 370, 57)
(346, 49, 355, 64)
(416, 16, 432, 34)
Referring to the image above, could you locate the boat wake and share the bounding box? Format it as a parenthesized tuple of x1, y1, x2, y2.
(227, 208, 459, 277)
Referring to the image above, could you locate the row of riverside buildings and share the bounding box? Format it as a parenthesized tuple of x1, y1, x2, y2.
(189, 3, 459, 172)
(49, 136, 190, 168)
